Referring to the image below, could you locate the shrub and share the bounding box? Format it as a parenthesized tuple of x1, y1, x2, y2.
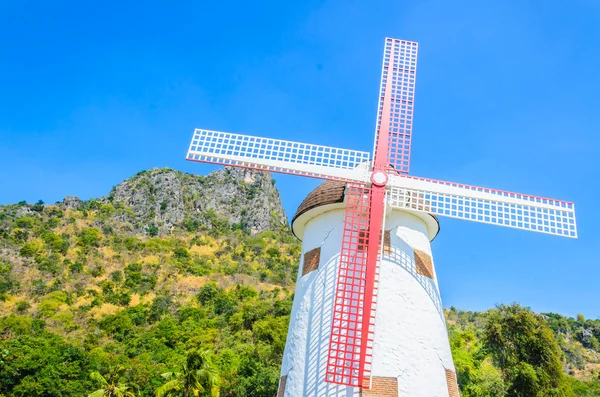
(0, 262, 18, 295)
(98, 311, 134, 341)
(173, 247, 191, 261)
(68, 260, 84, 274)
(42, 232, 69, 254)
(38, 291, 68, 317)
(15, 217, 36, 229)
(146, 224, 159, 237)
(32, 200, 45, 212)
(77, 228, 102, 248)
(20, 239, 44, 258)
(12, 228, 29, 242)
(110, 270, 123, 283)
(16, 301, 31, 313)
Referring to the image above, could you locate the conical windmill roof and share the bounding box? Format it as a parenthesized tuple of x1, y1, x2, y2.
(291, 180, 440, 241)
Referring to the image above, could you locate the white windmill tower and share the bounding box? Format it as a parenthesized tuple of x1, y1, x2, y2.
(186, 38, 577, 397)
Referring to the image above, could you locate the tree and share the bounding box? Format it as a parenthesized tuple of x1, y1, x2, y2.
(450, 330, 505, 397)
(146, 224, 159, 237)
(78, 228, 102, 248)
(32, 200, 45, 212)
(156, 350, 219, 397)
(484, 304, 574, 397)
(88, 366, 136, 397)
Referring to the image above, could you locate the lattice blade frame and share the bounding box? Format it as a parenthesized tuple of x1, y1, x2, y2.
(372, 38, 418, 174)
(186, 129, 370, 182)
(388, 175, 577, 238)
(327, 184, 372, 387)
(326, 184, 384, 389)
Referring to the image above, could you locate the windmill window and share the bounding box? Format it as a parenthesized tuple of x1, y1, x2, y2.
(414, 249, 435, 279)
(357, 230, 368, 251)
(302, 247, 321, 276)
(383, 230, 392, 255)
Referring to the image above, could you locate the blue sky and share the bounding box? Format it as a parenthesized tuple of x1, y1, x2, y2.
(1, 0, 598, 318)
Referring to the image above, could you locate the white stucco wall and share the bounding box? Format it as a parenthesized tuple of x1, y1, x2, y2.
(280, 207, 455, 397)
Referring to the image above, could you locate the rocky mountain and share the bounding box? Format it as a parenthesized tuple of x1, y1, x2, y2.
(64, 167, 288, 236)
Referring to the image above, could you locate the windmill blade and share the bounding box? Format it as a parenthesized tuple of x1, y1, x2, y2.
(388, 175, 577, 238)
(327, 183, 386, 388)
(372, 38, 418, 174)
(186, 129, 370, 182)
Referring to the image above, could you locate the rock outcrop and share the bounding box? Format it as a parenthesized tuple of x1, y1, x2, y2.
(63, 196, 83, 210)
(104, 167, 288, 235)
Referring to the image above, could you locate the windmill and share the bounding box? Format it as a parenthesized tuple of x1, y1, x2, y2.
(186, 38, 577, 396)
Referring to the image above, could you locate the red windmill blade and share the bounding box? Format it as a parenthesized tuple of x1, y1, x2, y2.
(326, 38, 415, 388)
(373, 39, 418, 174)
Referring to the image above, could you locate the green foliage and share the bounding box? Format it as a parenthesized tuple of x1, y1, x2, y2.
(19, 240, 43, 258)
(69, 260, 84, 273)
(484, 304, 574, 396)
(173, 247, 190, 261)
(79, 228, 102, 248)
(42, 231, 69, 254)
(15, 301, 30, 313)
(146, 224, 159, 237)
(11, 228, 28, 242)
(571, 377, 600, 396)
(38, 291, 68, 317)
(0, 332, 93, 396)
(14, 217, 36, 229)
(0, 262, 18, 295)
(156, 350, 219, 397)
(124, 263, 157, 295)
(448, 307, 600, 396)
(32, 200, 45, 212)
(111, 270, 124, 283)
(99, 311, 135, 342)
(450, 330, 505, 397)
(182, 218, 201, 233)
(88, 365, 137, 397)
(1, 194, 598, 396)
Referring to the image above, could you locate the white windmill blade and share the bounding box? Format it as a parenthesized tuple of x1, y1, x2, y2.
(186, 129, 371, 182)
(388, 175, 577, 238)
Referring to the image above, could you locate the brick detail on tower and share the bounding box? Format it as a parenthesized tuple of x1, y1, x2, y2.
(358, 230, 368, 251)
(360, 377, 398, 396)
(383, 230, 391, 255)
(414, 249, 434, 279)
(357, 230, 390, 253)
(302, 247, 321, 276)
(277, 375, 287, 397)
(445, 369, 460, 397)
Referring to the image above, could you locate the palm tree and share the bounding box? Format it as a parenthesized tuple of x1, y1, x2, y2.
(155, 350, 219, 397)
(88, 365, 137, 397)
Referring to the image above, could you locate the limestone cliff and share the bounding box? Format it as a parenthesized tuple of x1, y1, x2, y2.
(64, 167, 289, 235)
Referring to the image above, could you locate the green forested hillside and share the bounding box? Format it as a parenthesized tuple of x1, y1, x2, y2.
(0, 168, 598, 396)
(446, 307, 600, 396)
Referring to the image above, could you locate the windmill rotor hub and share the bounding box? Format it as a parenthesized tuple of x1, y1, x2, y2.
(370, 170, 388, 187)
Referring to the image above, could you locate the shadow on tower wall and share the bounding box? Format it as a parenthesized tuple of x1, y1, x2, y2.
(296, 230, 444, 396)
(383, 231, 444, 323)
